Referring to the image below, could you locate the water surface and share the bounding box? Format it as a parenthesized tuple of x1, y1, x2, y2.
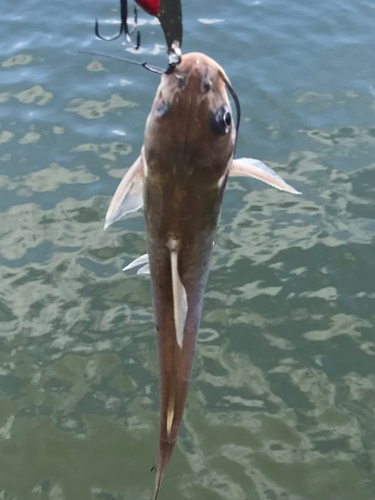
(0, 0, 374, 498)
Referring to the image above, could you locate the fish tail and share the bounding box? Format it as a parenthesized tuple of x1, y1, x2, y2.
(152, 439, 176, 500)
(152, 469, 163, 500)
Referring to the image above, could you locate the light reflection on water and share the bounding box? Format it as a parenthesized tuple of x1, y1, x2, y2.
(0, 0, 374, 498)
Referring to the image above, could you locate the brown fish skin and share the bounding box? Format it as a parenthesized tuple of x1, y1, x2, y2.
(142, 52, 236, 498)
(104, 51, 300, 499)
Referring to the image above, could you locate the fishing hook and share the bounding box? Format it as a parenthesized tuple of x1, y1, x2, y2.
(95, 0, 141, 49)
(94, 0, 183, 73)
(82, 41, 180, 75)
(165, 40, 181, 74)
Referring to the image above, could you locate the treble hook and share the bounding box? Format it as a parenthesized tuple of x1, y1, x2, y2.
(90, 0, 183, 74)
(95, 0, 141, 49)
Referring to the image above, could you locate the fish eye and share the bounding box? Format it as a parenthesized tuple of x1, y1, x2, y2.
(211, 106, 232, 135)
(224, 110, 231, 127)
(156, 99, 168, 117)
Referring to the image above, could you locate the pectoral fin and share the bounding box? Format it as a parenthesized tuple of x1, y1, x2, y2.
(104, 154, 145, 229)
(169, 240, 188, 349)
(231, 158, 301, 194)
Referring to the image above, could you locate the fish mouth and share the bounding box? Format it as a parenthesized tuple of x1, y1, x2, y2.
(143, 52, 237, 182)
(158, 54, 231, 128)
(161, 53, 225, 101)
(154, 52, 240, 153)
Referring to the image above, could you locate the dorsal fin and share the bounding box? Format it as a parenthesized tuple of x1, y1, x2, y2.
(168, 239, 188, 348)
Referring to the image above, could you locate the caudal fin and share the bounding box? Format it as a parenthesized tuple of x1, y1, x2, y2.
(152, 439, 177, 500)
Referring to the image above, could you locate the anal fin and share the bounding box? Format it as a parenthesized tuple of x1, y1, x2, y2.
(169, 239, 187, 349)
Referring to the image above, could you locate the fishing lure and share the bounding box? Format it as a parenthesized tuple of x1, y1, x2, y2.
(95, 0, 182, 71)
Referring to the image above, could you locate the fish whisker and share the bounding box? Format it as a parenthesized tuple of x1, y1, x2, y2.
(79, 50, 165, 74)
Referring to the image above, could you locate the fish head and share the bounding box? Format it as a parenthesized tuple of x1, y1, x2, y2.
(144, 52, 236, 180)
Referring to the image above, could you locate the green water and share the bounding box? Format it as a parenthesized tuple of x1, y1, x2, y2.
(0, 0, 374, 498)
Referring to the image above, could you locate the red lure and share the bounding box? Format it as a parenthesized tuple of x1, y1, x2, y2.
(135, 0, 159, 16)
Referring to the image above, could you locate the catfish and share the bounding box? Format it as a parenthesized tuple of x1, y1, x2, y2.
(105, 52, 300, 499)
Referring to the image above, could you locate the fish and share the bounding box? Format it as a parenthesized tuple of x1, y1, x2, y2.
(104, 52, 300, 499)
